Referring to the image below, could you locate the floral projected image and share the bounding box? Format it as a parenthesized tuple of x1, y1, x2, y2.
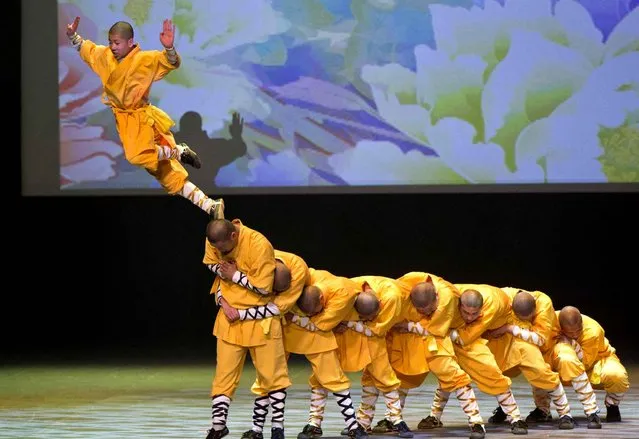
(58, 0, 639, 191)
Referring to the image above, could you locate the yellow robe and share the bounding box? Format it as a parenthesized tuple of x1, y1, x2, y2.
(548, 313, 629, 393)
(389, 272, 471, 391)
(500, 287, 557, 353)
(285, 268, 359, 355)
(272, 249, 310, 315)
(452, 284, 512, 344)
(203, 219, 277, 347)
(335, 276, 405, 378)
(391, 272, 461, 375)
(487, 288, 560, 390)
(78, 40, 187, 193)
(450, 284, 514, 394)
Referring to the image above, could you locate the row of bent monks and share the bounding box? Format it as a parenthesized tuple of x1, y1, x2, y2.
(200, 218, 629, 439)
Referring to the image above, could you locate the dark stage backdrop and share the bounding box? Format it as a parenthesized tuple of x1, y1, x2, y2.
(8, 192, 639, 364)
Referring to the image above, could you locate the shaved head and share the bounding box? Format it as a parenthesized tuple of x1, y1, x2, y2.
(410, 282, 437, 307)
(512, 290, 536, 320)
(273, 261, 292, 293)
(355, 291, 380, 318)
(207, 219, 235, 242)
(109, 21, 134, 39)
(206, 219, 238, 254)
(460, 289, 483, 309)
(297, 285, 322, 315)
(559, 306, 582, 328)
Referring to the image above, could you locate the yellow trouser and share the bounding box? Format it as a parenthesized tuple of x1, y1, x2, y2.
(252, 350, 351, 395)
(361, 353, 401, 393)
(212, 337, 291, 398)
(454, 340, 511, 395)
(113, 105, 188, 194)
(548, 343, 630, 394)
(489, 336, 559, 390)
(394, 338, 472, 393)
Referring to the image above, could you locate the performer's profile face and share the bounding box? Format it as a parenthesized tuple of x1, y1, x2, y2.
(459, 303, 481, 324)
(561, 322, 583, 340)
(209, 233, 237, 255)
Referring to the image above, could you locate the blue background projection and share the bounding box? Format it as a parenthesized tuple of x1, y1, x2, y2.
(58, 0, 639, 191)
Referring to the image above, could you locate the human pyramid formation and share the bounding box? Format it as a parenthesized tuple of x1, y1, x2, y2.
(202, 211, 629, 439)
(63, 15, 630, 439)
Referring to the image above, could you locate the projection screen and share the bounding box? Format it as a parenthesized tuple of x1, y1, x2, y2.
(22, 0, 639, 195)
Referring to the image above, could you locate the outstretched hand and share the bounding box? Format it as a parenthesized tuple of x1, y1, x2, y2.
(66, 16, 80, 37)
(159, 19, 175, 48)
(230, 112, 244, 139)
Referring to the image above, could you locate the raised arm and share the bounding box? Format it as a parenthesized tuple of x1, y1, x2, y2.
(65, 16, 109, 71)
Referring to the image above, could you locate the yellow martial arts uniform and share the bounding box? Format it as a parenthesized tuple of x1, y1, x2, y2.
(251, 249, 311, 395)
(342, 276, 409, 429)
(393, 272, 471, 392)
(78, 40, 187, 193)
(339, 276, 405, 390)
(203, 220, 290, 398)
(547, 313, 629, 398)
(489, 288, 561, 391)
(451, 284, 514, 395)
(280, 269, 363, 432)
(285, 269, 360, 392)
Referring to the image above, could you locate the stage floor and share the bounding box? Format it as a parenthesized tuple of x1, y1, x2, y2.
(1, 361, 636, 438)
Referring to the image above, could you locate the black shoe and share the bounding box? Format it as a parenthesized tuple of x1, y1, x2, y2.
(606, 405, 621, 422)
(272, 427, 285, 439)
(489, 406, 507, 424)
(417, 415, 443, 429)
(558, 415, 575, 430)
(209, 198, 225, 220)
(341, 426, 371, 436)
(510, 419, 528, 435)
(206, 427, 229, 439)
(297, 424, 322, 439)
(470, 423, 486, 439)
(525, 408, 553, 423)
(347, 424, 369, 438)
(393, 421, 414, 438)
(241, 430, 264, 439)
(371, 418, 396, 433)
(179, 143, 202, 169)
(587, 413, 602, 429)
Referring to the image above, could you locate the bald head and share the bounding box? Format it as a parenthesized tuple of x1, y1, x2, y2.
(512, 290, 536, 320)
(460, 289, 483, 309)
(207, 219, 235, 242)
(206, 219, 237, 254)
(355, 291, 380, 319)
(559, 306, 582, 328)
(410, 282, 437, 308)
(297, 285, 322, 315)
(273, 261, 292, 293)
(109, 21, 134, 40)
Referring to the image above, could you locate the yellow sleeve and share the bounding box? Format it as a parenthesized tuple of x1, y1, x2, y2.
(78, 39, 109, 74)
(274, 264, 309, 314)
(247, 235, 276, 291)
(312, 286, 358, 331)
(425, 291, 456, 337)
(202, 240, 220, 265)
(367, 294, 403, 337)
(531, 296, 554, 345)
(456, 299, 497, 345)
(152, 49, 180, 81)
